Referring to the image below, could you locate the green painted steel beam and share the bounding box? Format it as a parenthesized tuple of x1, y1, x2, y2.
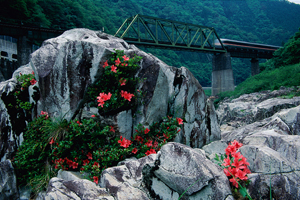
(114, 14, 226, 53)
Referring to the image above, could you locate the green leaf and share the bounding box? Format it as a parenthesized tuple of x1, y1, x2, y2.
(239, 186, 248, 197)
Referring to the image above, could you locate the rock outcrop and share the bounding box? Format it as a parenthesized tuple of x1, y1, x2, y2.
(217, 86, 300, 129)
(204, 89, 300, 199)
(39, 143, 233, 200)
(0, 28, 220, 164)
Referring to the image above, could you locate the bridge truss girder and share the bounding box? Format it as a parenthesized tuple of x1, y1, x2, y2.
(115, 14, 226, 53)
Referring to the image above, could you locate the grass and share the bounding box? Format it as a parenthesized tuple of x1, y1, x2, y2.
(214, 63, 300, 105)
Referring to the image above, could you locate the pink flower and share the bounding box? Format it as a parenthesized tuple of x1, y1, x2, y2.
(154, 141, 158, 148)
(115, 58, 121, 66)
(111, 65, 117, 73)
(93, 176, 99, 184)
(103, 61, 108, 68)
(119, 78, 127, 86)
(30, 79, 37, 85)
(132, 148, 138, 154)
(121, 90, 134, 101)
(76, 121, 82, 126)
(31, 71, 34, 75)
(145, 149, 156, 156)
(122, 55, 130, 61)
(176, 117, 183, 125)
(91, 115, 96, 117)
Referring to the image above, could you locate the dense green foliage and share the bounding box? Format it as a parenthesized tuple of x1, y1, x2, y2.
(1, 0, 300, 86)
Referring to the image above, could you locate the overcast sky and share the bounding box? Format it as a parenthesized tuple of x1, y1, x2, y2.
(289, 0, 300, 4)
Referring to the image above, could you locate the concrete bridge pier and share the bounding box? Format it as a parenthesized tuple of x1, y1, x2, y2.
(251, 58, 260, 76)
(211, 52, 235, 96)
(17, 36, 33, 66)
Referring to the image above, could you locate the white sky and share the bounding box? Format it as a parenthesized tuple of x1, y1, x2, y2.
(289, 0, 300, 4)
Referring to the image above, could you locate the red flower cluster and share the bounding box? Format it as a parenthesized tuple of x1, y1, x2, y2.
(30, 79, 37, 85)
(121, 90, 134, 101)
(53, 157, 78, 170)
(40, 111, 49, 119)
(145, 149, 156, 156)
(222, 140, 251, 188)
(97, 92, 112, 107)
(118, 136, 132, 148)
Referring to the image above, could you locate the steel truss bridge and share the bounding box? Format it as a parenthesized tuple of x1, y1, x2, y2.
(115, 14, 280, 59)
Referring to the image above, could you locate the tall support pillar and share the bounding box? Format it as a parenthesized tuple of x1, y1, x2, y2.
(251, 58, 260, 76)
(211, 52, 235, 96)
(17, 36, 32, 66)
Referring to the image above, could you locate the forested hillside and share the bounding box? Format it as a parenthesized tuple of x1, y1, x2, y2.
(1, 0, 300, 86)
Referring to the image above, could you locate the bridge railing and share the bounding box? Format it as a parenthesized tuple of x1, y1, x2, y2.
(115, 14, 226, 53)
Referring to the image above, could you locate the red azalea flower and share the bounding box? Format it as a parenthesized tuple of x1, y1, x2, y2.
(103, 60, 108, 68)
(231, 140, 243, 149)
(132, 148, 138, 154)
(120, 90, 134, 101)
(122, 55, 129, 61)
(92, 162, 100, 168)
(145, 140, 153, 147)
(91, 114, 96, 117)
(115, 58, 121, 66)
(119, 78, 127, 86)
(87, 152, 93, 160)
(30, 79, 37, 85)
(229, 177, 239, 188)
(154, 141, 158, 148)
(111, 65, 117, 73)
(97, 92, 112, 107)
(83, 159, 90, 166)
(176, 117, 183, 125)
(49, 138, 55, 145)
(225, 144, 237, 156)
(118, 136, 131, 148)
(145, 149, 156, 156)
(110, 126, 115, 133)
(31, 71, 34, 75)
(70, 162, 78, 169)
(93, 176, 99, 184)
(135, 135, 143, 144)
(144, 128, 150, 134)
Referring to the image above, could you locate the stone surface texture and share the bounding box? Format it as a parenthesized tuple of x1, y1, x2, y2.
(0, 160, 18, 200)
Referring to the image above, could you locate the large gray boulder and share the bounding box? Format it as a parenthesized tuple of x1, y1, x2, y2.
(36, 177, 114, 200)
(4, 28, 219, 149)
(99, 142, 233, 200)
